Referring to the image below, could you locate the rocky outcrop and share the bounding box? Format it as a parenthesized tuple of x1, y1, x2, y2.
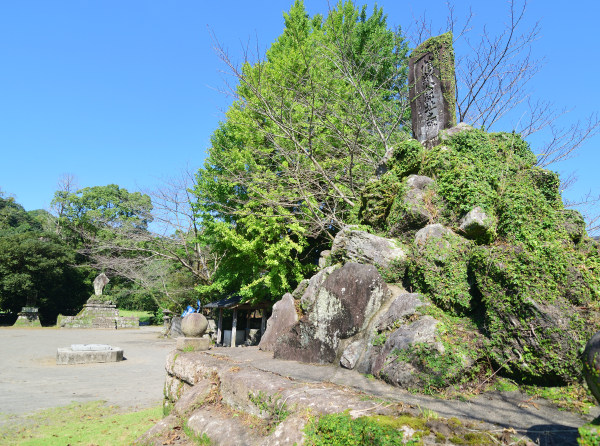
(409, 224, 473, 315)
(258, 293, 298, 352)
(583, 331, 600, 405)
(458, 206, 495, 243)
(274, 263, 387, 364)
(471, 244, 593, 383)
(329, 226, 407, 277)
(388, 175, 437, 235)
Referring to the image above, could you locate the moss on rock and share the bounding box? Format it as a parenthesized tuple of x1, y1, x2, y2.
(355, 126, 599, 387)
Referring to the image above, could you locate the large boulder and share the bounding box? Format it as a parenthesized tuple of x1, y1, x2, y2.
(388, 175, 437, 235)
(458, 206, 496, 244)
(329, 227, 407, 280)
(408, 224, 473, 315)
(274, 263, 387, 364)
(258, 293, 298, 352)
(582, 331, 600, 405)
(471, 244, 593, 384)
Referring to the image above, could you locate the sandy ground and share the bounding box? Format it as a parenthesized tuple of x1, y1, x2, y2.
(0, 326, 175, 419)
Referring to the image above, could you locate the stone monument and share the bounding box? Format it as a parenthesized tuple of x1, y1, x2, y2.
(408, 32, 456, 147)
(93, 273, 110, 296)
(13, 293, 42, 327)
(176, 313, 210, 351)
(58, 273, 138, 329)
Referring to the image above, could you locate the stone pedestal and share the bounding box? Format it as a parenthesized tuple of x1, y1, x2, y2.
(176, 337, 210, 351)
(13, 307, 41, 327)
(57, 344, 124, 364)
(58, 298, 138, 329)
(176, 313, 210, 351)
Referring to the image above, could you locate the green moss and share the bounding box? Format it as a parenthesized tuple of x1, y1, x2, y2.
(579, 421, 600, 446)
(304, 412, 421, 445)
(358, 173, 402, 231)
(407, 232, 474, 315)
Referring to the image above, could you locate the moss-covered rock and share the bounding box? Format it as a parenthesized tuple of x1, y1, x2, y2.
(407, 225, 474, 316)
(471, 244, 595, 384)
(354, 127, 599, 387)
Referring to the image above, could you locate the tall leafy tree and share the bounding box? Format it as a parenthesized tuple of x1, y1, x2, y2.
(0, 195, 88, 323)
(194, 1, 409, 302)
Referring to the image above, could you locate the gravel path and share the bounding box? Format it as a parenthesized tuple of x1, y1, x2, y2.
(0, 326, 175, 419)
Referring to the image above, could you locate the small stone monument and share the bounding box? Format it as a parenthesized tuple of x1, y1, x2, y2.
(58, 273, 138, 329)
(408, 32, 456, 147)
(13, 293, 41, 327)
(93, 273, 110, 296)
(176, 313, 210, 351)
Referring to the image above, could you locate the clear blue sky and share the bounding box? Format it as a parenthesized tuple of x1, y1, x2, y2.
(1, 1, 598, 223)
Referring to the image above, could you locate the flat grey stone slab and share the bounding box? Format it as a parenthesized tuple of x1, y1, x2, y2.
(57, 346, 123, 364)
(70, 344, 113, 351)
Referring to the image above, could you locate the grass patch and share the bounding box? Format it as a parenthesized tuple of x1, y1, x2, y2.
(118, 309, 154, 325)
(0, 401, 161, 446)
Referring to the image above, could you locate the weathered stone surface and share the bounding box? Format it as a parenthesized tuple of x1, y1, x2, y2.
(414, 223, 452, 248)
(383, 316, 439, 353)
(318, 250, 331, 268)
(388, 175, 436, 235)
(56, 346, 123, 364)
(412, 224, 473, 314)
(340, 340, 364, 370)
(330, 226, 407, 273)
(375, 293, 426, 331)
(133, 414, 180, 446)
(299, 265, 339, 311)
(187, 407, 261, 446)
(93, 273, 110, 296)
(583, 331, 600, 405)
(58, 300, 138, 329)
(262, 415, 307, 446)
(409, 32, 456, 146)
(176, 337, 210, 351)
(170, 316, 183, 337)
(258, 293, 298, 352)
(173, 379, 214, 417)
(459, 206, 495, 243)
(563, 209, 587, 244)
(275, 263, 387, 364)
(181, 313, 208, 337)
(439, 122, 474, 142)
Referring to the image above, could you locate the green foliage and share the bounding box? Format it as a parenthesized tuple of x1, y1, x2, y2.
(247, 390, 290, 426)
(304, 412, 415, 445)
(51, 184, 152, 239)
(0, 197, 89, 323)
(194, 0, 409, 303)
(356, 126, 599, 385)
(406, 233, 474, 315)
(358, 174, 402, 231)
(579, 422, 600, 446)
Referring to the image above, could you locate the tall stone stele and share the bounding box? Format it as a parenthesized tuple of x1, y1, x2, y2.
(408, 32, 456, 147)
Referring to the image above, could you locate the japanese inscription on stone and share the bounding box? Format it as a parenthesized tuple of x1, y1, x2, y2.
(409, 33, 456, 146)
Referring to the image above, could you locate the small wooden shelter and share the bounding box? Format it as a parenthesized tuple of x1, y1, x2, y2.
(203, 296, 271, 347)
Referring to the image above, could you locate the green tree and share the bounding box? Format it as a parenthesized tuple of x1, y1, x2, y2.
(0, 196, 88, 323)
(194, 0, 409, 302)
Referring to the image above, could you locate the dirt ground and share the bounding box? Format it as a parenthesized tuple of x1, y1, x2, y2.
(0, 326, 175, 419)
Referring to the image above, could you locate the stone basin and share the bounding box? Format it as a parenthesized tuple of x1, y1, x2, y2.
(57, 344, 124, 365)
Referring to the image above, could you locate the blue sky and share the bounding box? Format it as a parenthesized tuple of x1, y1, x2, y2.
(1, 0, 598, 225)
